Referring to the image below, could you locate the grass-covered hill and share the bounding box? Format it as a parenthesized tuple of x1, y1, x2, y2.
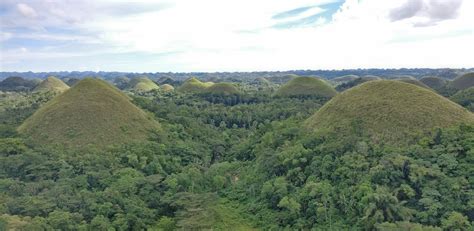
(33, 76, 70, 93)
(203, 82, 240, 95)
(113, 76, 130, 89)
(17, 78, 160, 149)
(450, 87, 474, 112)
(420, 76, 447, 89)
(449, 72, 474, 90)
(335, 76, 380, 92)
(0, 76, 38, 91)
(62, 77, 81, 87)
(129, 76, 160, 92)
(332, 75, 359, 83)
(161, 84, 175, 92)
(178, 77, 214, 93)
(396, 78, 431, 89)
(306, 80, 474, 145)
(274, 76, 337, 98)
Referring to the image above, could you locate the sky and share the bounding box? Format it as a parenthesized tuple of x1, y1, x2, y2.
(0, 0, 473, 72)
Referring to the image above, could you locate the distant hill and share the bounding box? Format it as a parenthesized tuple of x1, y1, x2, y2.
(204, 82, 240, 95)
(129, 77, 159, 92)
(33, 76, 70, 93)
(161, 84, 175, 92)
(274, 76, 337, 98)
(336, 76, 381, 92)
(178, 77, 214, 93)
(18, 78, 160, 149)
(420, 76, 447, 90)
(450, 72, 474, 90)
(396, 78, 431, 89)
(0, 76, 38, 91)
(62, 77, 81, 87)
(450, 87, 474, 112)
(306, 80, 474, 145)
(114, 76, 130, 89)
(332, 75, 359, 83)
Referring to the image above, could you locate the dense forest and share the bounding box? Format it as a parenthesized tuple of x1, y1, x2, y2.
(0, 72, 473, 230)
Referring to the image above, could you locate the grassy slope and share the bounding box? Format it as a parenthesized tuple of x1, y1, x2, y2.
(420, 76, 447, 89)
(274, 76, 337, 98)
(33, 76, 70, 93)
(450, 72, 474, 90)
(161, 84, 175, 92)
(306, 80, 474, 145)
(18, 78, 160, 149)
(129, 77, 159, 92)
(450, 87, 474, 111)
(397, 79, 432, 90)
(204, 82, 239, 95)
(178, 77, 213, 93)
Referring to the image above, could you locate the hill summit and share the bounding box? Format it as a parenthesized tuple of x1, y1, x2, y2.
(204, 82, 239, 95)
(450, 72, 474, 90)
(18, 78, 160, 149)
(274, 76, 337, 98)
(178, 77, 214, 93)
(305, 80, 474, 145)
(33, 76, 70, 93)
(129, 76, 159, 92)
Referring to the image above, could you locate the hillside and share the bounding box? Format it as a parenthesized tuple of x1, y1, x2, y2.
(450, 72, 474, 90)
(335, 76, 380, 92)
(306, 80, 474, 145)
(332, 75, 359, 83)
(204, 82, 240, 95)
(450, 87, 474, 112)
(33, 76, 70, 93)
(396, 78, 431, 89)
(161, 84, 175, 92)
(129, 77, 159, 92)
(274, 76, 337, 98)
(178, 77, 214, 93)
(18, 78, 160, 149)
(0, 76, 38, 91)
(420, 76, 447, 89)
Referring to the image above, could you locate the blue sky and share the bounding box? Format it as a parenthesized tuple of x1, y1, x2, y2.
(0, 0, 472, 72)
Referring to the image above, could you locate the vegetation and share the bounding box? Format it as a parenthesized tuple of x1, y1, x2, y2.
(161, 84, 175, 92)
(450, 72, 474, 90)
(420, 76, 447, 90)
(0, 76, 38, 91)
(18, 78, 160, 149)
(306, 80, 474, 145)
(335, 76, 380, 92)
(33, 76, 70, 93)
(332, 74, 359, 83)
(128, 76, 160, 92)
(450, 87, 474, 111)
(396, 78, 431, 89)
(274, 76, 337, 98)
(203, 82, 240, 95)
(178, 77, 214, 93)
(0, 74, 473, 230)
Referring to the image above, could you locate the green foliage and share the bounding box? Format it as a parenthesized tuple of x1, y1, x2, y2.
(450, 72, 474, 90)
(450, 87, 474, 111)
(178, 77, 214, 93)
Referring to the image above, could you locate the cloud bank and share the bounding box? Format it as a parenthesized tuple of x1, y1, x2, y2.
(0, 0, 472, 72)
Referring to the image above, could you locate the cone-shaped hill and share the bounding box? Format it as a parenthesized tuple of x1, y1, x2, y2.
(420, 76, 447, 89)
(450, 72, 474, 90)
(0, 76, 38, 91)
(274, 76, 337, 98)
(335, 76, 381, 92)
(305, 80, 474, 145)
(203, 82, 240, 95)
(450, 87, 474, 112)
(396, 78, 431, 89)
(33, 76, 70, 93)
(161, 84, 175, 92)
(129, 77, 159, 92)
(18, 78, 160, 149)
(178, 77, 214, 93)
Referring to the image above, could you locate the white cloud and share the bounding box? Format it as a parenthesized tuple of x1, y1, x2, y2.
(16, 3, 38, 18)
